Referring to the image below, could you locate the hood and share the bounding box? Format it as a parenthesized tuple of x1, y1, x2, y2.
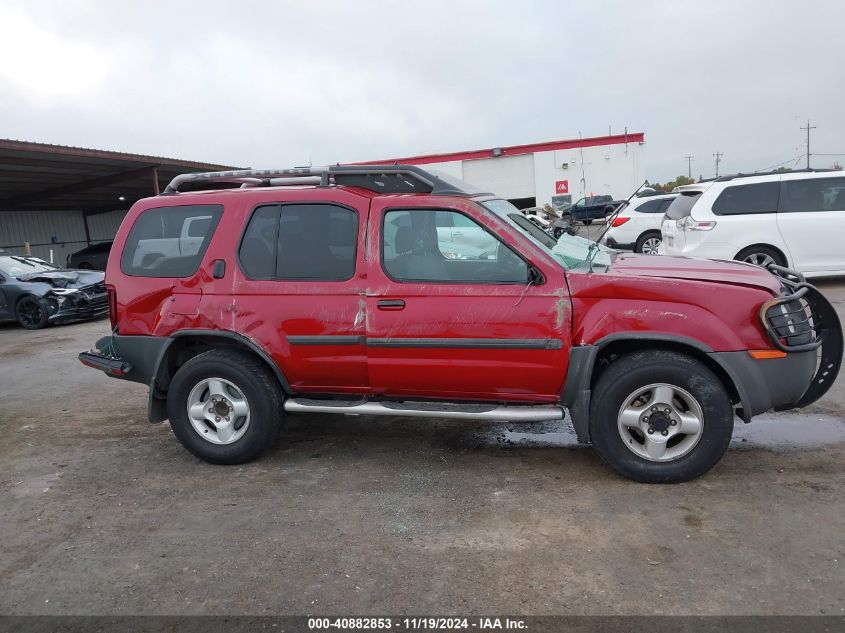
(17, 269, 105, 288)
(610, 253, 782, 294)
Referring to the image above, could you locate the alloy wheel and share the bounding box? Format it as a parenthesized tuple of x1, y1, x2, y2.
(186, 377, 251, 444)
(17, 298, 46, 328)
(641, 237, 662, 254)
(743, 252, 775, 268)
(617, 383, 704, 462)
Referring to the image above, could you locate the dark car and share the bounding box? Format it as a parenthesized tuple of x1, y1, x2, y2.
(565, 195, 627, 224)
(0, 255, 108, 329)
(67, 241, 112, 270)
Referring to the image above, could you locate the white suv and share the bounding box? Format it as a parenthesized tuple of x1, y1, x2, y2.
(662, 170, 845, 277)
(602, 193, 678, 254)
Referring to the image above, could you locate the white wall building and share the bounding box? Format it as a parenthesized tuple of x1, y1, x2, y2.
(367, 132, 645, 213)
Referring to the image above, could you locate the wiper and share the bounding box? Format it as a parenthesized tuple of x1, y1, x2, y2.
(585, 180, 647, 271)
(10, 256, 38, 268)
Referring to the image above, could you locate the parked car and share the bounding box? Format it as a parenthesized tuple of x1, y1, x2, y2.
(566, 195, 627, 225)
(662, 170, 845, 276)
(602, 193, 678, 254)
(0, 254, 107, 329)
(79, 164, 842, 483)
(67, 241, 113, 270)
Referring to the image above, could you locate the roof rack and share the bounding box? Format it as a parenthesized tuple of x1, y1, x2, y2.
(714, 168, 834, 182)
(161, 164, 491, 197)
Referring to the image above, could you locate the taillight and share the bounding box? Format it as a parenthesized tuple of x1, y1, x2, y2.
(107, 284, 118, 330)
(611, 217, 631, 227)
(679, 217, 717, 231)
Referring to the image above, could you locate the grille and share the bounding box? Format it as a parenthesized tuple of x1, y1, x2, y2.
(79, 282, 107, 297)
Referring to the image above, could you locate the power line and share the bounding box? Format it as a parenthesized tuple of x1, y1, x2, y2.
(754, 155, 804, 173)
(684, 155, 694, 179)
(800, 119, 816, 169)
(713, 151, 724, 177)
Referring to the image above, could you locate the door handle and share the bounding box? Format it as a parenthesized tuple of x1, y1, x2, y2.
(377, 299, 405, 310)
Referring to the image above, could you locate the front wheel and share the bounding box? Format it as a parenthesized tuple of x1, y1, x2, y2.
(589, 350, 733, 483)
(166, 349, 284, 464)
(16, 296, 49, 329)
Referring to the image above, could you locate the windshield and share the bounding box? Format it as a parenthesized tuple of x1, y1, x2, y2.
(481, 199, 613, 272)
(0, 256, 58, 278)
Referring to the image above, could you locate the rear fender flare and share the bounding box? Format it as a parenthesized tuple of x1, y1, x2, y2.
(148, 330, 292, 422)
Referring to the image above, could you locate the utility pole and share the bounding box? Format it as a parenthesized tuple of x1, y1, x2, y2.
(684, 155, 694, 179)
(713, 151, 724, 177)
(800, 119, 816, 169)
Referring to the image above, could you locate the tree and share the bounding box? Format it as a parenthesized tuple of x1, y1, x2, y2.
(646, 175, 697, 192)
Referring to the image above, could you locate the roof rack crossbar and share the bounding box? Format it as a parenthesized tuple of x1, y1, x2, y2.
(161, 164, 490, 197)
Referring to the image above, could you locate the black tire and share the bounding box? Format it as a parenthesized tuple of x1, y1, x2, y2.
(635, 231, 663, 254)
(166, 349, 284, 464)
(734, 245, 786, 269)
(583, 219, 593, 226)
(589, 350, 733, 483)
(16, 296, 49, 330)
(553, 227, 565, 239)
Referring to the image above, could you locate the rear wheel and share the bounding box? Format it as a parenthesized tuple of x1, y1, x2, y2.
(735, 245, 786, 269)
(589, 350, 733, 483)
(16, 296, 48, 329)
(583, 219, 593, 226)
(166, 349, 284, 464)
(635, 231, 662, 254)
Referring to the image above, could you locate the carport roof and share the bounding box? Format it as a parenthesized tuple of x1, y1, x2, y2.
(0, 139, 240, 213)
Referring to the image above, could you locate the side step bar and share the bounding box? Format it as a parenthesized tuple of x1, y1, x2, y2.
(283, 398, 564, 422)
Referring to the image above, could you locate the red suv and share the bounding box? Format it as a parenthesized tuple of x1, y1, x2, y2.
(79, 165, 842, 483)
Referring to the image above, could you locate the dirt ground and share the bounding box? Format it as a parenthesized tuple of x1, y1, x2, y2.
(1, 278, 844, 616)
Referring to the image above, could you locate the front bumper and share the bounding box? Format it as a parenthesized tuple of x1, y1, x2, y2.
(714, 270, 843, 420)
(46, 291, 109, 323)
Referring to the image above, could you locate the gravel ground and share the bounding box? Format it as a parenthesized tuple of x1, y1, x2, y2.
(1, 278, 844, 616)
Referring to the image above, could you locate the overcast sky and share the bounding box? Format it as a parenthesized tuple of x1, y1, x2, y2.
(1, 1, 843, 183)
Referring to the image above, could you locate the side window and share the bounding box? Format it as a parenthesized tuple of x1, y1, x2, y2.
(276, 204, 357, 281)
(239, 205, 280, 279)
(781, 178, 845, 213)
(711, 182, 780, 215)
(382, 209, 528, 284)
(636, 200, 664, 214)
(121, 204, 222, 277)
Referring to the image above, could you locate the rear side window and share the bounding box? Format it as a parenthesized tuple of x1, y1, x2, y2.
(781, 177, 845, 213)
(636, 199, 671, 214)
(238, 204, 358, 281)
(711, 182, 780, 215)
(121, 204, 222, 277)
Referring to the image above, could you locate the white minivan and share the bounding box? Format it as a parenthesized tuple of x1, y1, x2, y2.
(661, 170, 845, 277)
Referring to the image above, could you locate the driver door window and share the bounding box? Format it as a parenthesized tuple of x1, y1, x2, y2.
(382, 209, 528, 283)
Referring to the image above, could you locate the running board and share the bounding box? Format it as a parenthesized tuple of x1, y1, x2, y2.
(283, 398, 564, 422)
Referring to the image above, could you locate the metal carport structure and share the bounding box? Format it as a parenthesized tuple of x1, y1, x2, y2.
(0, 139, 237, 261)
